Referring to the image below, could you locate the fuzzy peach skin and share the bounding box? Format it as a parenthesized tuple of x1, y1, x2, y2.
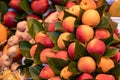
(60, 66, 72, 79)
(76, 25, 94, 42)
(55, 50, 68, 61)
(98, 57, 115, 72)
(68, 42, 75, 59)
(82, 9, 100, 27)
(39, 65, 55, 79)
(77, 56, 96, 73)
(80, 0, 97, 10)
(48, 21, 55, 32)
(62, 16, 76, 33)
(87, 39, 106, 55)
(76, 73, 93, 80)
(95, 28, 110, 39)
(95, 74, 115, 80)
(30, 44, 38, 58)
(40, 48, 56, 63)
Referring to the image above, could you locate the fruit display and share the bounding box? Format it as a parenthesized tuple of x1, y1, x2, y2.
(0, 0, 120, 80)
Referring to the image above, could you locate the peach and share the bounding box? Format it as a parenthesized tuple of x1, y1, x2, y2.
(57, 32, 72, 49)
(112, 51, 120, 62)
(48, 76, 61, 80)
(35, 32, 54, 48)
(66, 5, 81, 17)
(76, 73, 93, 80)
(87, 39, 106, 55)
(98, 57, 115, 72)
(48, 21, 55, 32)
(65, 1, 77, 9)
(30, 44, 38, 58)
(95, 28, 110, 39)
(55, 50, 68, 60)
(77, 56, 96, 73)
(82, 9, 100, 27)
(76, 25, 94, 42)
(80, 0, 97, 10)
(26, 14, 41, 20)
(68, 42, 75, 59)
(39, 65, 55, 79)
(96, 74, 115, 80)
(58, 11, 64, 21)
(40, 48, 56, 63)
(60, 66, 72, 79)
(62, 16, 76, 33)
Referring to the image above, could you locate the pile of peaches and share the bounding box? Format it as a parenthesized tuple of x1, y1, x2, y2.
(0, 0, 120, 80)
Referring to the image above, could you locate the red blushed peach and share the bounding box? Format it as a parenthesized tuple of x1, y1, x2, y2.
(62, 16, 76, 33)
(112, 51, 120, 62)
(30, 44, 37, 58)
(55, 50, 68, 61)
(76, 73, 93, 80)
(77, 56, 96, 73)
(48, 21, 55, 32)
(48, 76, 61, 80)
(39, 65, 55, 79)
(35, 32, 54, 48)
(68, 42, 75, 59)
(96, 74, 115, 80)
(65, 1, 77, 9)
(87, 39, 106, 55)
(40, 48, 56, 63)
(98, 57, 115, 72)
(60, 66, 72, 79)
(95, 28, 110, 39)
(76, 25, 94, 43)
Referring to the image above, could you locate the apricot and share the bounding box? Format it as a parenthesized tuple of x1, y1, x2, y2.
(60, 66, 72, 79)
(98, 57, 115, 72)
(57, 32, 72, 49)
(95, 28, 110, 39)
(96, 74, 115, 80)
(62, 16, 76, 33)
(77, 56, 96, 73)
(58, 11, 64, 21)
(76, 25, 94, 42)
(87, 39, 106, 55)
(82, 9, 100, 27)
(0, 23, 7, 43)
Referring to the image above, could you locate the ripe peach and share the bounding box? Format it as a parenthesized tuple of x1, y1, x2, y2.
(112, 51, 120, 62)
(48, 76, 61, 80)
(95, 28, 110, 39)
(55, 50, 68, 60)
(60, 66, 72, 79)
(48, 21, 55, 32)
(39, 65, 55, 79)
(68, 42, 75, 59)
(76, 25, 94, 42)
(82, 9, 100, 27)
(98, 57, 115, 72)
(65, 1, 77, 9)
(35, 32, 54, 48)
(30, 44, 38, 58)
(62, 16, 76, 33)
(96, 74, 115, 80)
(40, 48, 56, 63)
(80, 0, 97, 10)
(57, 32, 72, 49)
(76, 73, 93, 80)
(26, 14, 41, 20)
(58, 11, 64, 21)
(87, 39, 106, 55)
(77, 56, 96, 73)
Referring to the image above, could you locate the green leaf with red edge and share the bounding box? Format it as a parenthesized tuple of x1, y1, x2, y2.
(19, 0, 32, 13)
(47, 57, 69, 75)
(27, 19, 45, 38)
(74, 40, 87, 61)
(19, 41, 32, 58)
(34, 43, 46, 64)
(104, 48, 117, 58)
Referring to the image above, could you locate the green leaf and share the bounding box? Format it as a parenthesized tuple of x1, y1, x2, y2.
(54, 21, 65, 32)
(68, 61, 80, 75)
(110, 20, 118, 33)
(63, 10, 77, 19)
(34, 43, 45, 64)
(74, 41, 87, 61)
(47, 57, 69, 75)
(19, 41, 32, 58)
(104, 48, 117, 58)
(60, 0, 67, 5)
(55, 5, 65, 12)
(48, 32, 61, 45)
(19, 0, 32, 13)
(16, 12, 27, 22)
(29, 64, 43, 80)
(24, 58, 34, 67)
(108, 63, 120, 79)
(27, 19, 45, 38)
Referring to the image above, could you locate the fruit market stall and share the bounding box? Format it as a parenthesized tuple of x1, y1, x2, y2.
(0, 0, 120, 80)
